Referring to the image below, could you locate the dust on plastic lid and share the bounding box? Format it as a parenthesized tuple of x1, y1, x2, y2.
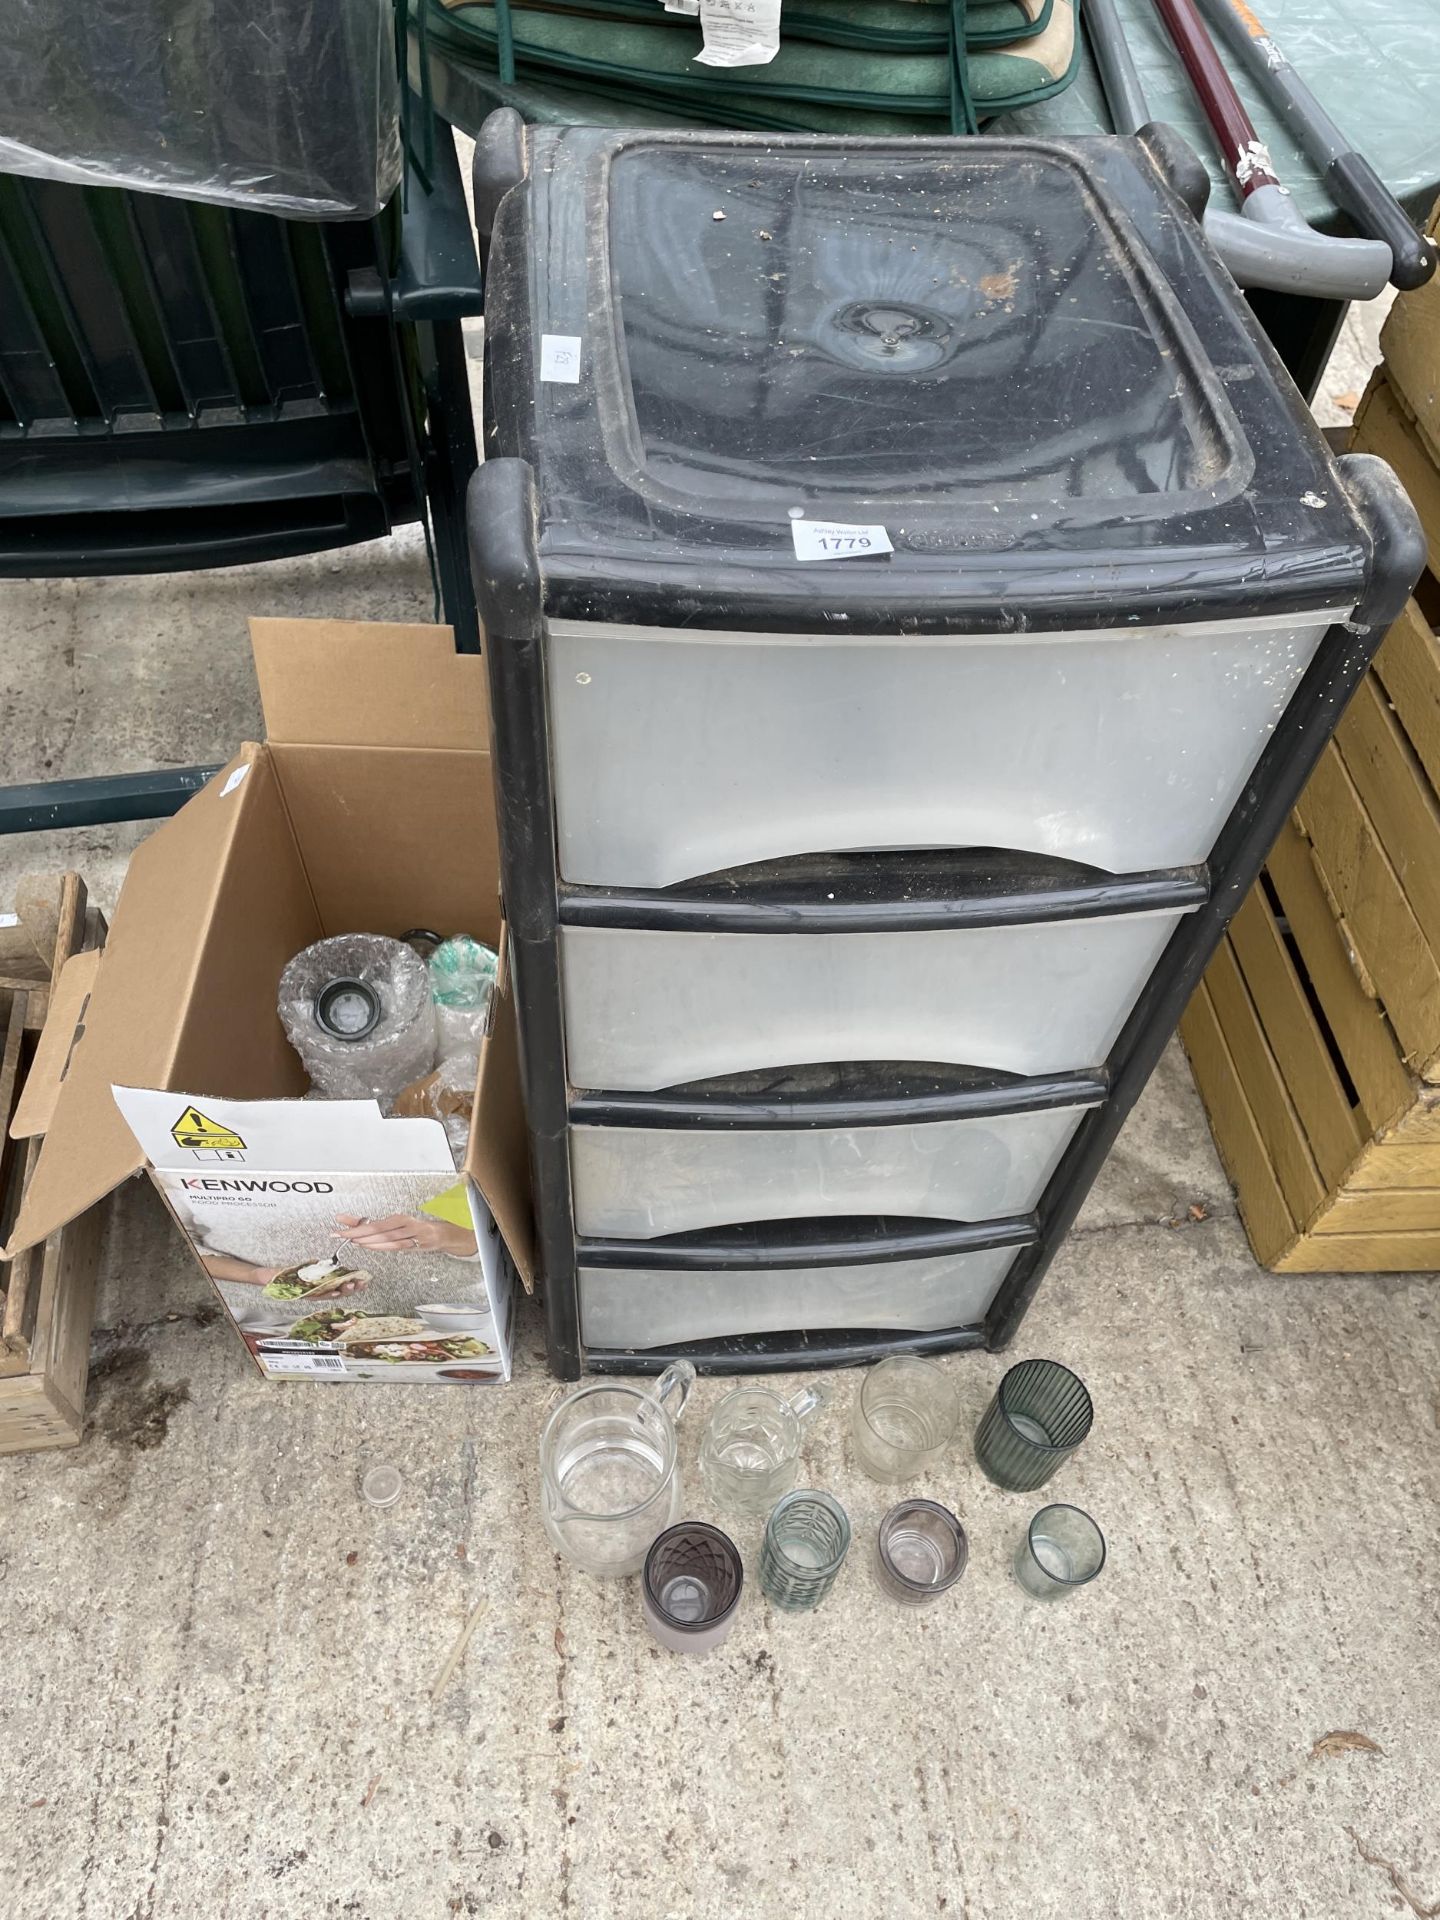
(361, 1465, 404, 1509)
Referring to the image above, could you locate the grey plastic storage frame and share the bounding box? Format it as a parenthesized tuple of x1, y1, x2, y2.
(468, 116, 1424, 1378)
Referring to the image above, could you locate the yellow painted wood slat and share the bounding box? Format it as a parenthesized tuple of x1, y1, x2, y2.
(1374, 600, 1440, 801)
(1351, 378, 1440, 584)
(1341, 1138, 1440, 1190)
(1180, 982, 1298, 1269)
(1292, 742, 1440, 1079)
(1226, 888, 1362, 1190)
(1379, 1093, 1440, 1145)
(1270, 1222, 1440, 1272)
(1377, 243, 1440, 474)
(1265, 819, 1413, 1132)
(1307, 1185, 1440, 1233)
(1336, 673, 1440, 958)
(1203, 939, 1326, 1226)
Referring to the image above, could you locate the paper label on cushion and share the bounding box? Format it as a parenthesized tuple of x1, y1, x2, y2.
(696, 0, 780, 65)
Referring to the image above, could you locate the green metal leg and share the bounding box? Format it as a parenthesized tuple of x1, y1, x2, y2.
(419, 315, 482, 653)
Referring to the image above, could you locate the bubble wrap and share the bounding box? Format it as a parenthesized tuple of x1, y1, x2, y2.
(430, 936, 499, 1055)
(279, 934, 437, 1104)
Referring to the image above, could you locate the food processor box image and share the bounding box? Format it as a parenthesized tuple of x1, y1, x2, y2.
(3, 618, 534, 1383)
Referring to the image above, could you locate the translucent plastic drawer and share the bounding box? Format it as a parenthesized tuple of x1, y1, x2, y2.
(578, 1245, 1019, 1349)
(560, 910, 1188, 1091)
(570, 1102, 1092, 1239)
(546, 613, 1333, 888)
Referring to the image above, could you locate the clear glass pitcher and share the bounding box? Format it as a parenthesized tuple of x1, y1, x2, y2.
(699, 1383, 828, 1517)
(539, 1362, 696, 1576)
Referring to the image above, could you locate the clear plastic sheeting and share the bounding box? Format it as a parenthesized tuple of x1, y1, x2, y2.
(0, 0, 402, 217)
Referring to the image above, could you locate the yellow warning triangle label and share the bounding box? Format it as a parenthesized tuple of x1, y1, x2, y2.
(171, 1105, 246, 1152)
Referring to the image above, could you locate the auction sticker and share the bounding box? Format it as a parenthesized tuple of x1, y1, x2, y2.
(540, 335, 583, 383)
(791, 520, 893, 562)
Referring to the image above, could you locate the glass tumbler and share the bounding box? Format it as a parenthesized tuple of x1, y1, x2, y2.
(852, 1355, 958, 1483)
(699, 1384, 829, 1517)
(974, 1358, 1093, 1491)
(642, 1523, 744, 1654)
(760, 1490, 851, 1613)
(875, 1500, 968, 1606)
(1014, 1504, 1106, 1601)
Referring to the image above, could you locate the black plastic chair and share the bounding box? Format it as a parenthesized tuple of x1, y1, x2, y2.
(0, 109, 483, 834)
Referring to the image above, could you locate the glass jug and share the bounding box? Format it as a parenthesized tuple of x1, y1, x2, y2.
(539, 1361, 695, 1576)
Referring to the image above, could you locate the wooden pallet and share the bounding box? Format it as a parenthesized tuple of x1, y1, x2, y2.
(1181, 325, 1440, 1270)
(0, 875, 108, 1452)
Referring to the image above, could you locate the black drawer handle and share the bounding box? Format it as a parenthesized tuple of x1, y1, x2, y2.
(577, 1213, 1037, 1272)
(571, 1061, 1108, 1129)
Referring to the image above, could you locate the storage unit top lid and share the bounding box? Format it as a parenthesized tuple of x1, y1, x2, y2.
(482, 125, 1374, 633)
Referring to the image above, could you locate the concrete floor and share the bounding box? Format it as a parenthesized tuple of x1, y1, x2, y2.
(3, 302, 1438, 1920)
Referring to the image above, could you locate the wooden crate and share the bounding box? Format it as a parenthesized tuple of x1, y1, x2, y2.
(1181, 343, 1440, 1271)
(0, 874, 108, 1452)
(1372, 197, 1440, 475)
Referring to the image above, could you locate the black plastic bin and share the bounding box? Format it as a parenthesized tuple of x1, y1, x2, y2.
(467, 112, 1423, 1378)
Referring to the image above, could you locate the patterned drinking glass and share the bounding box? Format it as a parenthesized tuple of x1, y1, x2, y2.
(974, 1358, 1093, 1491)
(759, 1490, 851, 1613)
(852, 1355, 958, 1483)
(875, 1500, 968, 1606)
(1013, 1504, 1106, 1601)
(700, 1383, 828, 1517)
(642, 1523, 744, 1654)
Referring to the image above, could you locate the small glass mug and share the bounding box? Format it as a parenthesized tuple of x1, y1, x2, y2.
(539, 1361, 695, 1577)
(699, 1384, 829, 1517)
(760, 1489, 851, 1613)
(1013, 1504, 1106, 1601)
(852, 1355, 959, 1483)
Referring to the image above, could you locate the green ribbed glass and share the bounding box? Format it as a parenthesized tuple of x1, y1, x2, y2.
(974, 1359, 1092, 1491)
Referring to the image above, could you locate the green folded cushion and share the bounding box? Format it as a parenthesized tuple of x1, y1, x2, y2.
(429, 0, 1077, 124)
(427, 50, 957, 132)
(441, 0, 1052, 53)
(961, 0, 1055, 47)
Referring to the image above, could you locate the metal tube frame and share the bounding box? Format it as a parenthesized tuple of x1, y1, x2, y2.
(0, 766, 221, 836)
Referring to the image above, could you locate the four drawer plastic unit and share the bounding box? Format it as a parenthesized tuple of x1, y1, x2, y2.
(468, 111, 1422, 1379)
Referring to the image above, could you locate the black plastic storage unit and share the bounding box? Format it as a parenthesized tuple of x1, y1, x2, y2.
(467, 112, 1421, 1379)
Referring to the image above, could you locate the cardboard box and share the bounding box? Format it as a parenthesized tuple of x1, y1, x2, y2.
(4, 620, 533, 1383)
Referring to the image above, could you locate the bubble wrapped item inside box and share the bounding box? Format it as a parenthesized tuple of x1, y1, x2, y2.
(279, 934, 437, 1105)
